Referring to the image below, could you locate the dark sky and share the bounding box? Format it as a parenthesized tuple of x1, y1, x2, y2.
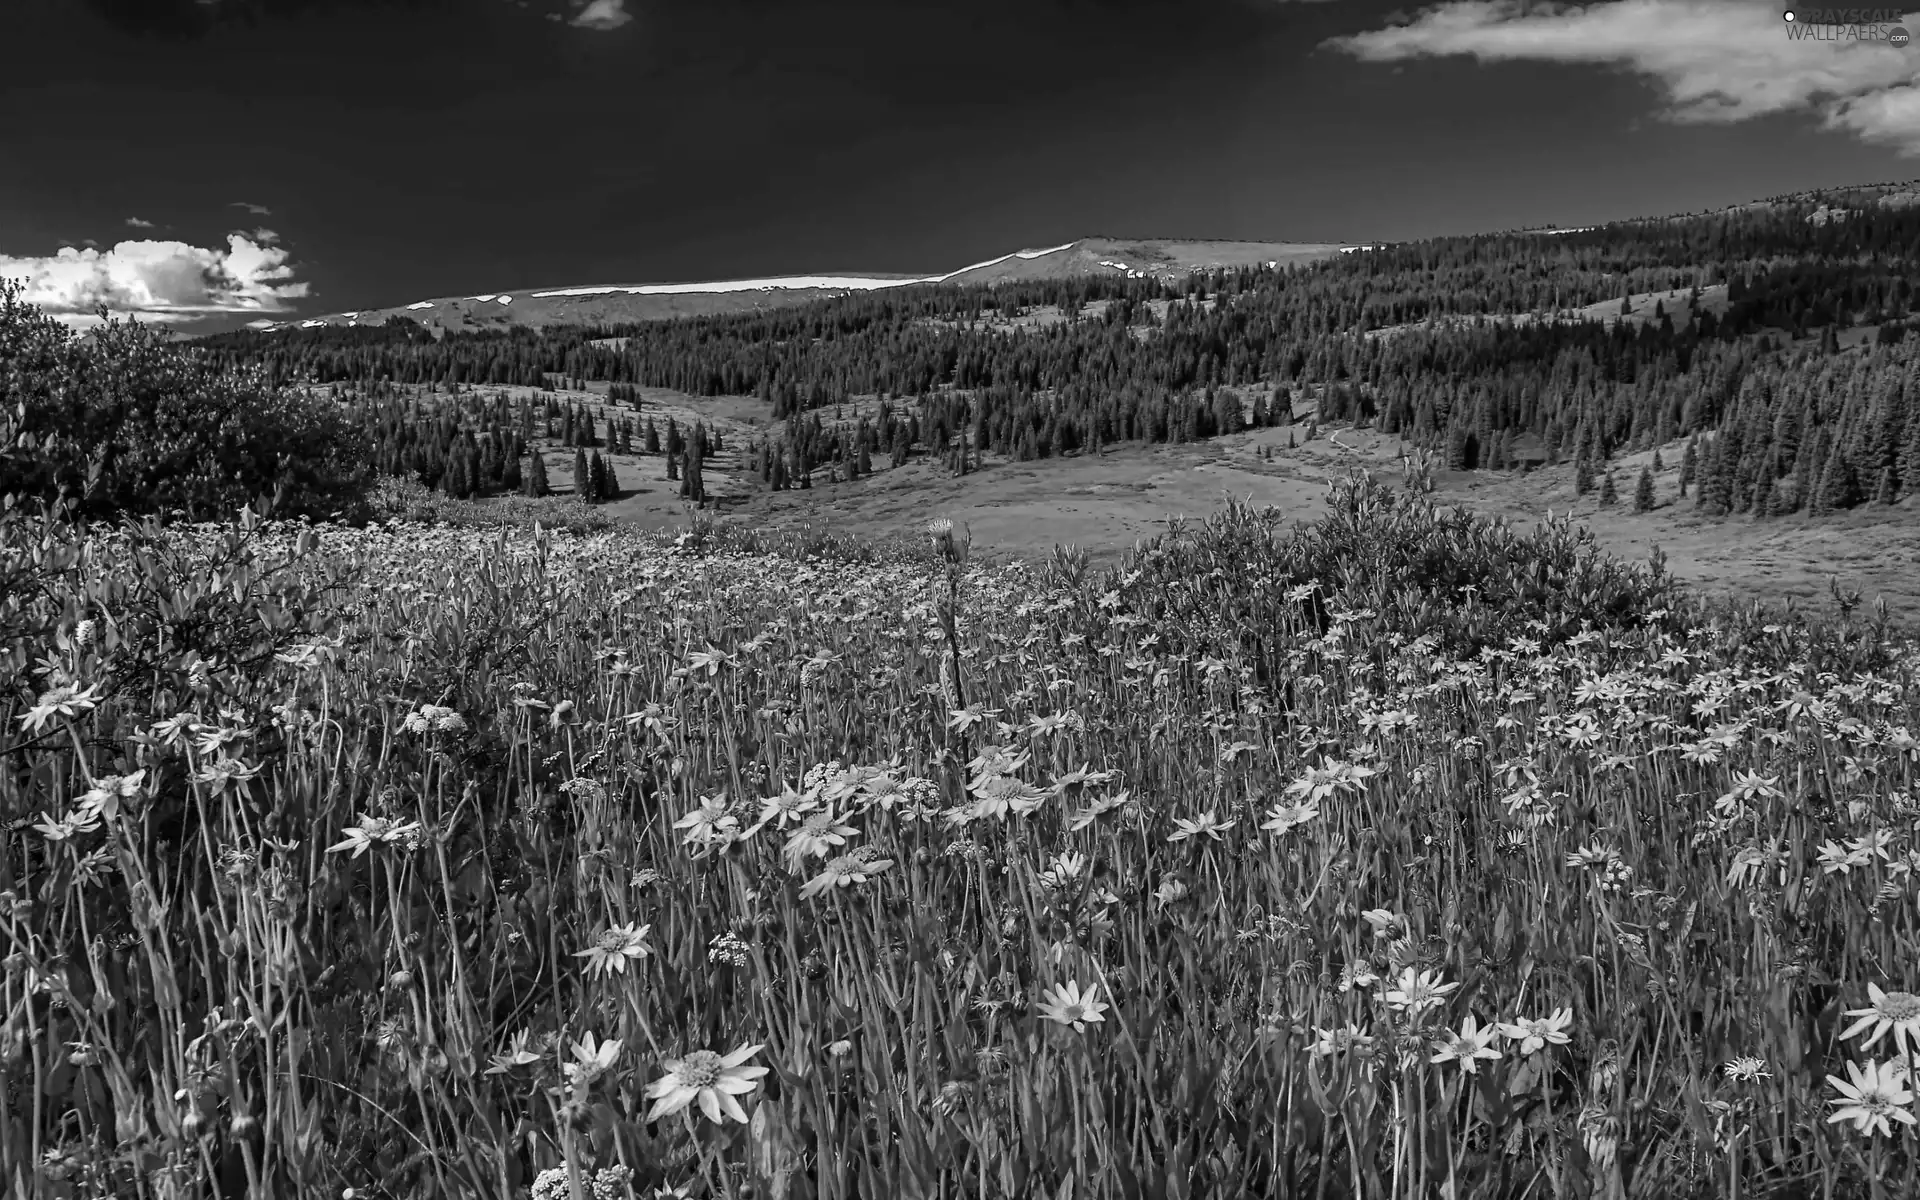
(1, 0, 1913, 331)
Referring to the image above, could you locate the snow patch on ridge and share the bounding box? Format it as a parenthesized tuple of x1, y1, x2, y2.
(936, 241, 1078, 281)
(528, 274, 944, 298)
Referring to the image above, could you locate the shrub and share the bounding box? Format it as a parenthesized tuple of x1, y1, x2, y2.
(0, 283, 372, 523)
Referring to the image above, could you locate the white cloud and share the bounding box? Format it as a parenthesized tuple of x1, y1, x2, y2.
(0, 234, 309, 328)
(572, 0, 632, 30)
(250, 227, 280, 244)
(1324, 0, 1920, 154)
(231, 200, 272, 216)
(126, 217, 154, 228)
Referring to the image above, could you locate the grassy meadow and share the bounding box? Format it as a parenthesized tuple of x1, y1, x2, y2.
(5, 464, 1920, 1200)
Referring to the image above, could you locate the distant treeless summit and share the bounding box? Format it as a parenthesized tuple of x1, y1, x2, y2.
(241, 237, 1354, 336)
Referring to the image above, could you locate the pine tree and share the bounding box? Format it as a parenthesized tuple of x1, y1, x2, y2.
(1600, 471, 1618, 506)
(1679, 435, 1698, 496)
(1652, 448, 1664, 472)
(588, 451, 606, 502)
(603, 457, 621, 499)
(574, 449, 591, 503)
(526, 452, 549, 497)
(1811, 442, 1860, 514)
(1875, 465, 1898, 505)
(1633, 467, 1655, 512)
(1575, 456, 1595, 496)
(1445, 420, 1470, 472)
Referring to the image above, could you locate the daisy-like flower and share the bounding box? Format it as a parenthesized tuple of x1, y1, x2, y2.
(1337, 961, 1379, 993)
(968, 774, 1051, 821)
(1068, 789, 1131, 833)
(484, 1029, 545, 1076)
(32, 810, 98, 841)
(799, 853, 894, 899)
(19, 682, 104, 734)
(563, 1032, 624, 1090)
(1037, 852, 1088, 890)
(1311, 1023, 1375, 1059)
(751, 782, 818, 831)
(783, 808, 857, 871)
(1827, 1058, 1917, 1138)
(1723, 1056, 1772, 1082)
(73, 770, 147, 823)
(1036, 980, 1109, 1033)
(573, 923, 653, 977)
(1840, 984, 1920, 1057)
(1383, 968, 1458, 1017)
(1261, 799, 1320, 836)
(644, 1043, 769, 1124)
(327, 814, 425, 858)
(674, 794, 738, 851)
(1430, 1016, 1504, 1074)
(1168, 809, 1237, 843)
(1497, 1008, 1574, 1055)
(193, 757, 264, 796)
(147, 712, 202, 747)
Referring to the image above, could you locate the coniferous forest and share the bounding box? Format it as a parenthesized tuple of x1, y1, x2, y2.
(195, 192, 1920, 518)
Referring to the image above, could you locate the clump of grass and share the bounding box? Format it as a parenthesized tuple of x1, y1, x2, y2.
(369, 475, 621, 536)
(4, 466, 1920, 1200)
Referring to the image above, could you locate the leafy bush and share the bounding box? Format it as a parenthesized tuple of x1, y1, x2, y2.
(368, 475, 621, 536)
(0, 283, 373, 523)
(1084, 465, 1689, 704)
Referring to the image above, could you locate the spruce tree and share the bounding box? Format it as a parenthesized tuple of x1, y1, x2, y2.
(1810, 441, 1858, 514)
(1679, 435, 1698, 496)
(1633, 467, 1655, 512)
(603, 457, 621, 499)
(1600, 471, 1618, 506)
(1575, 456, 1595, 496)
(526, 452, 548, 497)
(1876, 466, 1898, 505)
(574, 448, 590, 503)
(1756, 460, 1782, 516)
(588, 451, 606, 502)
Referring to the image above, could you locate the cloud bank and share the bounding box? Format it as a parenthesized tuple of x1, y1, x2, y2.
(1324, 0, 1920, 154)
(571, 0, 632, 30)
(0, 234, 309, 329)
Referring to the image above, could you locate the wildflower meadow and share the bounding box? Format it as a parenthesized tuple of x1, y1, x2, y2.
(5, 463, 1920, 1200)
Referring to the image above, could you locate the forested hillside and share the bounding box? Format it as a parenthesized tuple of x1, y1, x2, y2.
(196, 190, 1920, 519)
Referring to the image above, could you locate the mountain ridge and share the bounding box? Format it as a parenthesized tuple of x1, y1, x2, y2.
(242, 236, 1353, 336)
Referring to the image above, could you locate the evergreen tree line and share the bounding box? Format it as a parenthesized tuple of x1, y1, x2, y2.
(196, 194, 1920, 514)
